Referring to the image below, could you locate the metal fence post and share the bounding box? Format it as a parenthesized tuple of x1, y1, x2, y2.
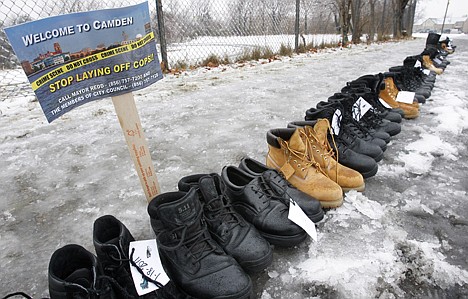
(295, 0, 300, 53)
(155, 0, 169, 72)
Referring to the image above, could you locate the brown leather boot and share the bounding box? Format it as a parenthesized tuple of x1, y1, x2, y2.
(301, 119, 365, 192)
(266, 127, 343, 208)
(379, 77, 419, 119)
(423, 55, 443, 75)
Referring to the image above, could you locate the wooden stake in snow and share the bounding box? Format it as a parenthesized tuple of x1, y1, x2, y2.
(112, 93, 160, 202)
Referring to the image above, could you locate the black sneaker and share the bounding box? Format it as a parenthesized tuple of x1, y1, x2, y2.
(177, 173, 273, 273)
(221, 166, 307, 246)
(237, 156, 324, 223)
(148, 189, 253, 299)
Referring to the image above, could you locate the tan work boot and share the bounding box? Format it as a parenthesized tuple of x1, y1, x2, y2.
(301, 119, 365, 192)
(266, 127, 343, 208)
(379, 77, 419, 119)
(422, 55, 443, 75)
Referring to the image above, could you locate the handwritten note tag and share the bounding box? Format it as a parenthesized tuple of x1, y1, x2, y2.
(288, 199, 317, 242)
(352, 97, 373, 121)
(331, 109, 342, 135)
(129, 239, 170, 296)
(396, 91, 415, 104)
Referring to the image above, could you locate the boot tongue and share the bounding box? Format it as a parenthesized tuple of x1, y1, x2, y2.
(288, 128, 306, 152)
(65, 268, 93, 288)
(313, 119, 330, 145)
(198, 175, 237, 223)
(158, 190, 201, 229)
(198, 175, 222, 208)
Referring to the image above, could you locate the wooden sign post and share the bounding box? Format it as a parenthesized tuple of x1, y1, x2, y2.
(112, 93, 160, 202)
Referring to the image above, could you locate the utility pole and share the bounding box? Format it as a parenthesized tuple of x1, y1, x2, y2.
(441, 0, 450, 34)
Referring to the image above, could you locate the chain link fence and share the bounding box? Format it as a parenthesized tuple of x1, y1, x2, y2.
(0, 0, 340, 100)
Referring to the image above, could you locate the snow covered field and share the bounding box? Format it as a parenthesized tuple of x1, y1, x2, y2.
(1, 35, 468, 298)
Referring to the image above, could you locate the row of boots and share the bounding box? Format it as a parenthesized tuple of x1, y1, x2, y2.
(45, 156, 327, 299)
(264, 33, 455, 209)
(8, 34, 456, 299)
(148, 156, 329, 298)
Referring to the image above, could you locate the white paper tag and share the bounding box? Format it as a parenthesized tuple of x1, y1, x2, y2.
(129, 240, 170, 296)
(396, 91, 415, 104)
(423, 69, 431, 75)
(433, 58, 442, 64)
(288, 199, 317, 242)
(331, 109, 341, 135)
(379, 97, 392, 109)
(352, 97, 373, 121)
(414, 60, 421, 68)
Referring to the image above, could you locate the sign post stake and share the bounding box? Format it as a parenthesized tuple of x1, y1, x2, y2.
(112, 92, 160, 202)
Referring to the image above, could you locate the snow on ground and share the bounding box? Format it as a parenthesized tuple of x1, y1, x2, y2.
(1, 35, 468, 298)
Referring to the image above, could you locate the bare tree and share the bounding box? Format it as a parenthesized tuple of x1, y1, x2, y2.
(391, 0, 409, 38)
(351, 0, 365, 43)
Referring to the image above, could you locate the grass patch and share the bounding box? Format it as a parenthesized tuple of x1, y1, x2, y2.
(279, 43, 293, 56)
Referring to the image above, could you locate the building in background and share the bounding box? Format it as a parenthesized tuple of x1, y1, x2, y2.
(414, 17, 468, 33)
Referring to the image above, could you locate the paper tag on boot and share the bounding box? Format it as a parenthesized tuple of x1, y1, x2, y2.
(288, 198, 317, 242)
(352, 97, 373, 121)
(129, 239, 170, 296)
(396, 91, 415, 104)
(331, 109, 342, 135)
(280, 162, 295, 179)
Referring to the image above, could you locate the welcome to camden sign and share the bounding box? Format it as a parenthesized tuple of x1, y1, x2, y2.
(5, 1, 162, 122)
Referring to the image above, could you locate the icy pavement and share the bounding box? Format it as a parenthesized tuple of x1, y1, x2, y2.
(1, 36, 468, 298)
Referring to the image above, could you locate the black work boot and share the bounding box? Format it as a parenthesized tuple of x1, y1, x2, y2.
(287, 120, 378, 178)
(48, 244, 119, 299)
(221, 166, 307, 246)
(148, 189, 253, 299)
(339, 87, 401, 136)
(93, 215, 183, 299)
(237, 157, 324, 222)
(177, 173, 273, 273)
(323, 96, 390, 147)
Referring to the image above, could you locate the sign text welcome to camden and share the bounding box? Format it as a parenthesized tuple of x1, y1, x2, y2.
(5, 2, 162, 122)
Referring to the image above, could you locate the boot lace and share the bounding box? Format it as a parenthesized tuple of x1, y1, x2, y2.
(157, 210, 216, 265)
(250, 175, 289, 212)
(277, 136, 316, 174)
(302, 124, 339, 183)
(204, 193, 243, 233)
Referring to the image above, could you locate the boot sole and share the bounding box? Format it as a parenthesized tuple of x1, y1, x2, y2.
(342, 182, 365, 193)
(403, 112, 419, 119)
(239, 246, 273, 273)
(373, 151, 384, 162)
(359, 163, 379, 179)
(307, 209, 325, 223)
(319, 197, 344, 209)
(260, 231, 308, 247)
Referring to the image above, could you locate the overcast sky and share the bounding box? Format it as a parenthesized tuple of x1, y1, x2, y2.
(417, 0, 468, 20)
